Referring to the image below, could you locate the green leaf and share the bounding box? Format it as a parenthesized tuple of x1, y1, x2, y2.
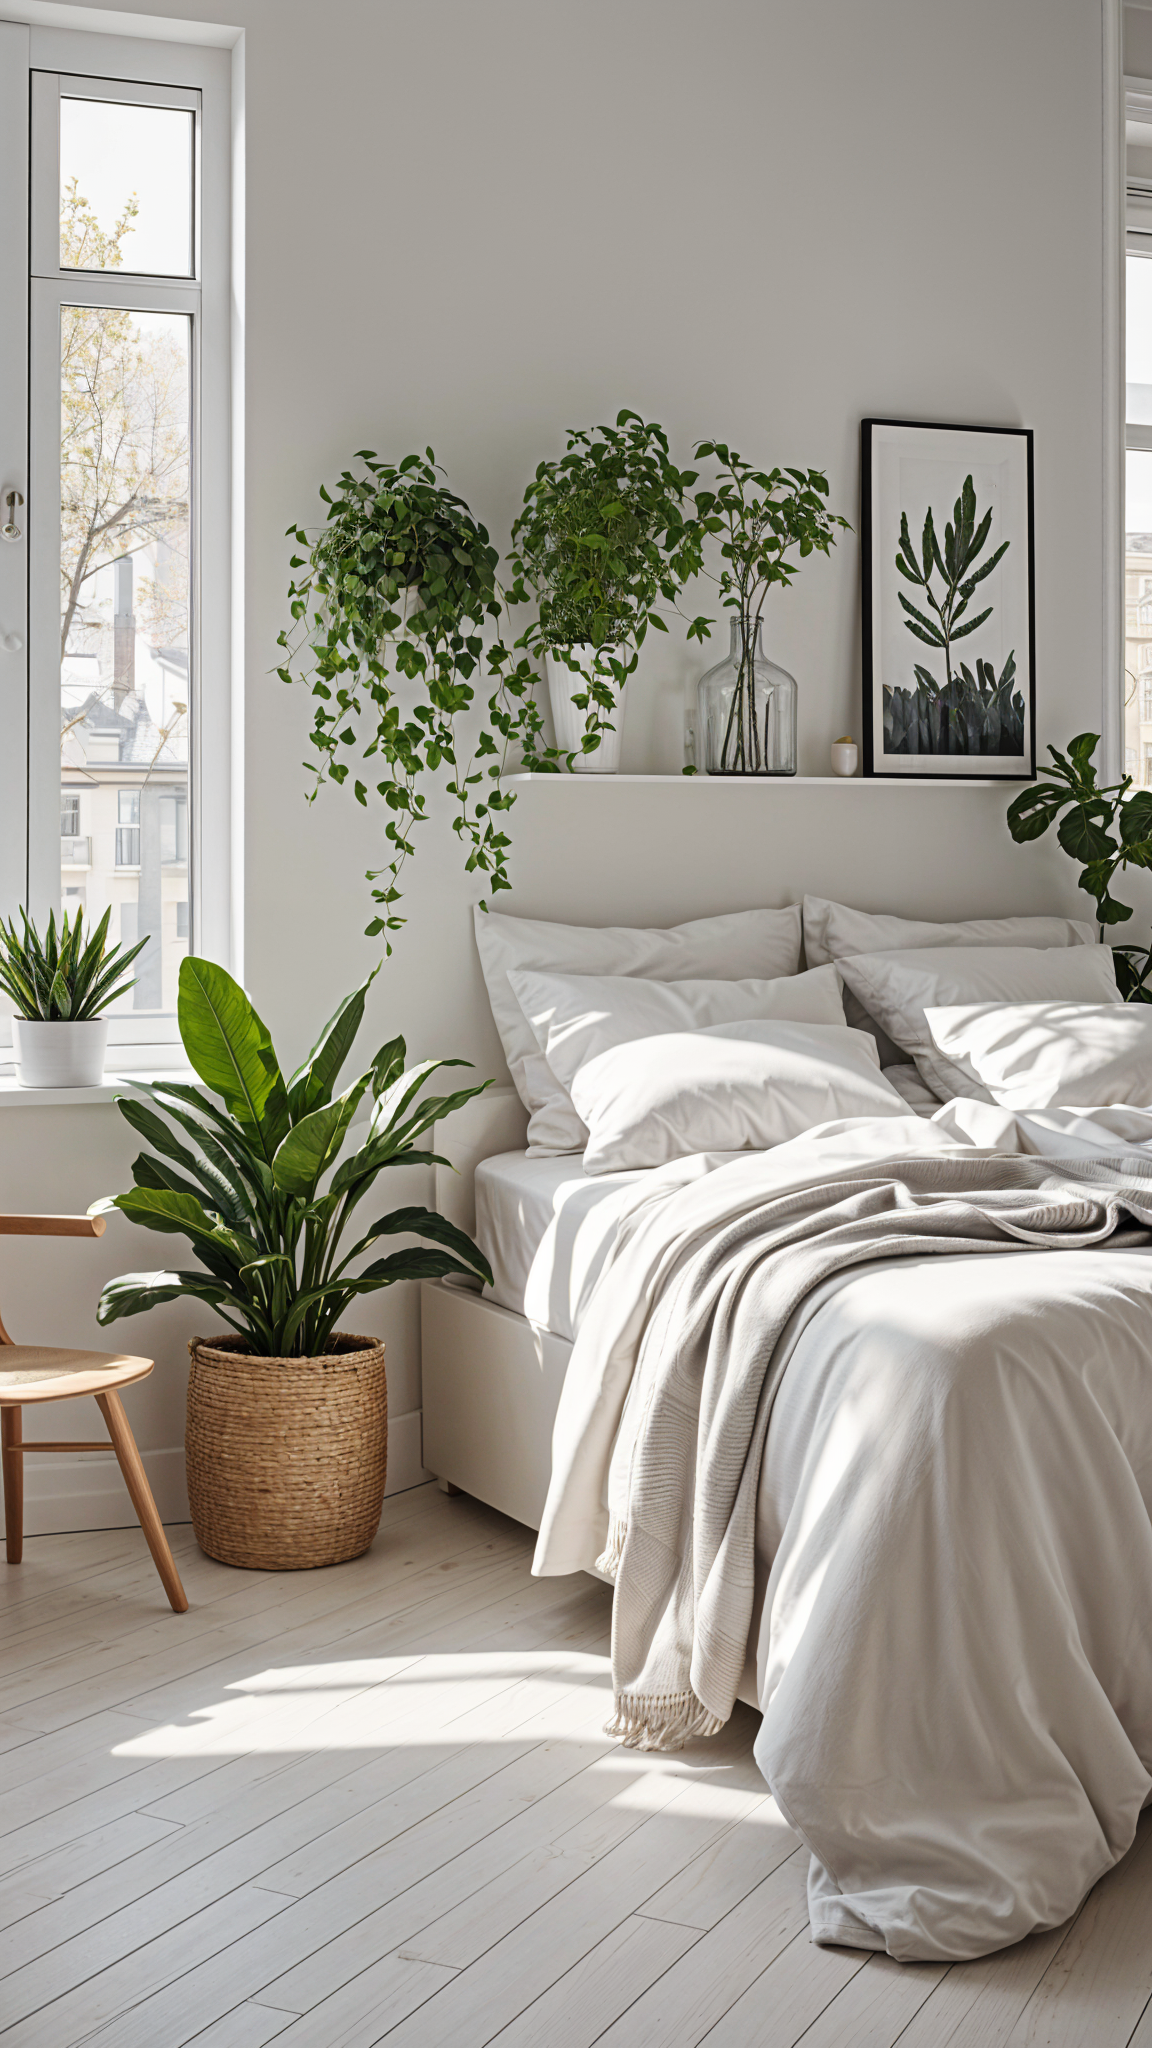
(96, 1269, 237, 1328)
(338, 1203, 493, 1284)
(272, 1072, 372, 1197)
(114, 1094, 249, 1225)
(287, 964, 379, 1118)
(1067, 733, 1100, 775)
(177, 957, 289, 1158)
(1120, 790, 1152, 846)
(91, 1187, 257, 1272)
(370, 1034, 406, 1098)
(1057, 808, 1117, 865)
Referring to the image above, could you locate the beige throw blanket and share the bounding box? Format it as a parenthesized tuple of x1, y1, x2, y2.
(541, 1141, 1152, 1752)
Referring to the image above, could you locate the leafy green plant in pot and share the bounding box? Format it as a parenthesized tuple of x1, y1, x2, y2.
(91, 955, 493, 1570)
(689, 446, 850, 776)
(277, 450, 516, 948)
(494, 412, 703, 773)
(1006, 733, 1152, 999)
(0, 905, 147, 1089)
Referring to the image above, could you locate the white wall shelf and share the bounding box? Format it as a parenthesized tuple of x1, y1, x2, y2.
(505, 774, 1011, 789)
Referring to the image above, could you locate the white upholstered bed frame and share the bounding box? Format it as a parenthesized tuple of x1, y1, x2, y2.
(420, 1085, 573, 1530)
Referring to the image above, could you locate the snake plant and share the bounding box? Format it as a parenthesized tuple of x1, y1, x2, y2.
(91, 955, 493, 1356)
(0, 904, 146, 1020)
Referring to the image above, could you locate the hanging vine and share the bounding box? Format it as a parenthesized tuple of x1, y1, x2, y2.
(276, 451, 517, 946)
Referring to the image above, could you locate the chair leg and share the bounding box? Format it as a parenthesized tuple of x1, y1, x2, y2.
(1, 1406, 22, 1564)
(96, 1390, 188, 1613)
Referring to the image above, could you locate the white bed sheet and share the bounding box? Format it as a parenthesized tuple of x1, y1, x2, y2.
(475, 1103, 939, 1338)
(475, 1150, 650, 1340)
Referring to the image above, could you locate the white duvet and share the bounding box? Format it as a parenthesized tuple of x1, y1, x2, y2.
(532, 1108, 1152, 1961)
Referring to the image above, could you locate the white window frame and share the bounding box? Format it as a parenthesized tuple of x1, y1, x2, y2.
(0, 20, 233, 1055)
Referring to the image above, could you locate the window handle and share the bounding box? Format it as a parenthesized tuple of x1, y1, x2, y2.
(1, 491, 23, 543)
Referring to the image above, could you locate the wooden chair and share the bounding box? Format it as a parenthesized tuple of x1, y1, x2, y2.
(0, 1213, 188, 1612)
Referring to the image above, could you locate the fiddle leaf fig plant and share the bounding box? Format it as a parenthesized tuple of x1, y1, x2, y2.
(1006, 732, 1152, 1000)
(688, 445, 850, 773)
(492, 412, 704, 769)
(91, 955, 493, 1357)
(277, 450, 516, 945)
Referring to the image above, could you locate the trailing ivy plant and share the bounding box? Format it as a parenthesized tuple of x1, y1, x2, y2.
(491, 412, 703, 769)
(277, 451, 516, 946)
(1006, 732, 1152, 999)
(686, 446, 850, 773)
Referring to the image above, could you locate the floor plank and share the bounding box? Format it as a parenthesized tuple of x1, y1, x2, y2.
(3, 1488, 1151, 2048)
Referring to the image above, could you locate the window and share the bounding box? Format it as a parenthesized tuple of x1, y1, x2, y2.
(116, 789, 141, 869)
(0, 22, 233, 1048)
(1143, 680, 1152, 722)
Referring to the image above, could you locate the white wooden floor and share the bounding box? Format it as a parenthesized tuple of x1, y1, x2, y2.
(2, 1485, 1152, 2048)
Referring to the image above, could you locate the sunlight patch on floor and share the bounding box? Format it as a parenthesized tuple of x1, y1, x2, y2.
(110, 1648, 614, 1757)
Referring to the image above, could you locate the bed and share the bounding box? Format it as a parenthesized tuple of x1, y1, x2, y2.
(420, 899, 1152, 1964)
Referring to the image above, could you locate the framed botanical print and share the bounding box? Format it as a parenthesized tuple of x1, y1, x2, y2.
(861, 418, 1035, 780)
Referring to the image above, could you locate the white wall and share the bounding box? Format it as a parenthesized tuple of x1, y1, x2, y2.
(1, 0, 1129, 1532)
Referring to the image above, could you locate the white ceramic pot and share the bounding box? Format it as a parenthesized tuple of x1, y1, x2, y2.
(545, 647, 627, 773)
(830, 737, 858, 778)
(12, 1017, 108, 1088)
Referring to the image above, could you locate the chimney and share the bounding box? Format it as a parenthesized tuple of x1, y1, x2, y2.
(112, 556, 135, 708)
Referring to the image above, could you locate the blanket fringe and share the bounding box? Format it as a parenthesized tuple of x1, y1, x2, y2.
(605, 1689, 726, 1752)
(594, 1514, 628, 1583)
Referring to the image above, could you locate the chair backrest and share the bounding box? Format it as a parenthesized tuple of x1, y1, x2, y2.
(0, 1214, 105, 1345)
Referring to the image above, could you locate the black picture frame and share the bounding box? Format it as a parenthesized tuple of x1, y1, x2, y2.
(861, 417, 1036, 781)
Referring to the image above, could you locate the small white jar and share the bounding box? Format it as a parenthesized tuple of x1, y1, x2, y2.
(830, 736, 858, 778)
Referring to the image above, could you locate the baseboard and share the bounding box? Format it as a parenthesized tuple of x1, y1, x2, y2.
(18, 1408, 433, 1536)
(385, 1409, 433, 1497)
(20, 1445, 191, 1537)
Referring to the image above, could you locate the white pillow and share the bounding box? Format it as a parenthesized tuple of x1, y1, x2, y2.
(802, 897, 1098, 967)
(837, 945, 1122, 1102)
(883, 1063, 943, 1116)
(925, 1001, 1152, 1111)
(571, 1021, 909, 1174)
(474, 904, 802, 1154)
(802, 897, 1098, 1066)
(511, 962, 846, 1155)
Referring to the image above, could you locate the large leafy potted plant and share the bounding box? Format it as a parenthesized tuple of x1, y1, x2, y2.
(276, 450, 516, 948)
(91, 955, 492, 1570)
(1006, 732, 1152, 999)
(497, 412, 703, 772)
(0, 905, 147, 1087)
(690, 445, 850, 776)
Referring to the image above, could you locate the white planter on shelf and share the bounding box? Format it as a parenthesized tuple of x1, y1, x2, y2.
(545, 647, 627, 773)
(830, 737, 859, 777)
(12, 1017, 108, 1088)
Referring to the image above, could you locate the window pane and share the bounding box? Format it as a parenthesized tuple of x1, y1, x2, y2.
(60, 96, 193, 278)
(59, 305, 191, 1015)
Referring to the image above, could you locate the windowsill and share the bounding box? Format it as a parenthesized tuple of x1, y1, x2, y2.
(0, 1066, 195, 1107)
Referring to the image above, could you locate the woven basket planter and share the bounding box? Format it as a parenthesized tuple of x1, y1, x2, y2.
(186, 1333, 387, 1570)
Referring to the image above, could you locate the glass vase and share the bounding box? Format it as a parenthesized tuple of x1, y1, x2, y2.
(697, 616, 797, 775)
